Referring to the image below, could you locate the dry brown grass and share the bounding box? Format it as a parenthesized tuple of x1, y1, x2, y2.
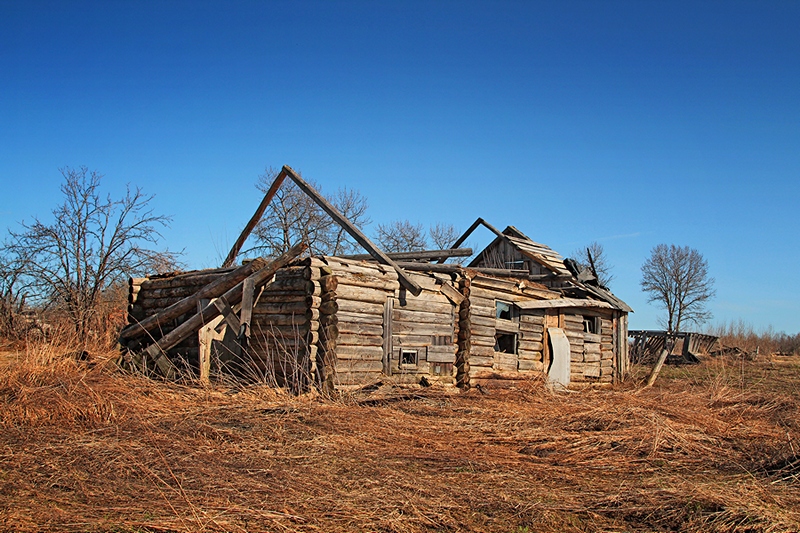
(1, 343, 799, 532)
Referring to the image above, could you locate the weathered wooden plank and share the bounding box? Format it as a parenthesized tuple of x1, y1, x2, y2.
(518, 340, 544, 352)
(470, 344, 496, 357)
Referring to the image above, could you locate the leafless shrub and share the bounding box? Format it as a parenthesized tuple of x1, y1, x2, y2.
(3, 167, 180, 342)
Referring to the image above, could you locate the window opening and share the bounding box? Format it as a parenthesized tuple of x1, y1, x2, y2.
(583, 316, 601, 334)
(495, 333, 518, 354)
(400, 349, 418, 367)
(496, 300, 519, 321)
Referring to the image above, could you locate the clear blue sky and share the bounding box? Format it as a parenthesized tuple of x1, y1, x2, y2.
(1, 1, 798, 333)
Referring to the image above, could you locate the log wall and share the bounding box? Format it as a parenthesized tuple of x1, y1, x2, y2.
(467, 274, 557, 384)
(561, 311, 615, 385)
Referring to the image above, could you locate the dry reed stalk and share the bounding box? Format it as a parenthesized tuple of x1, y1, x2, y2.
(0, 346, 799, 532)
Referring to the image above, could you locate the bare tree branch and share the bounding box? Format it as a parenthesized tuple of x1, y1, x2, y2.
(375, 220, 428, 253)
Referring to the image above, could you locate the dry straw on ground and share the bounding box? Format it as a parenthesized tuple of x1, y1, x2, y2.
(1, 343, 798, 532)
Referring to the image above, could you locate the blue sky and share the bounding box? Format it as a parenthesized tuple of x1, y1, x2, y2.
(1, 1, 798, 333)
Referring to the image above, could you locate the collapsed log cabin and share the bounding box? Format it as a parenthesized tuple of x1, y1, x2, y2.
(120, 166, 632, 391)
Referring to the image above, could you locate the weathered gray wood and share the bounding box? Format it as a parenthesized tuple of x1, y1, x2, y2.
(137, 243, 307, 376)
(213, 297, 241, 333)
(282, 165, 422, 296)
(221, 168, 287, 268)
(120, 257, 268, 341)
(437, 280, 465, 305)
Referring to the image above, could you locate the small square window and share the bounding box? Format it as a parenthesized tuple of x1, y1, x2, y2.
(583, 316, 601, 334)
(496, 300, 519, 321)
(495, 333, 518, 354)
(400, 349, 418, 367)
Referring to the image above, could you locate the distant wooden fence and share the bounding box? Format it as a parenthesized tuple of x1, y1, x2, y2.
(628, 330, 719, 364)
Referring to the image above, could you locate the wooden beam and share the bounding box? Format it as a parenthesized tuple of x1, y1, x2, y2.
(281, 165, 422, 296)
(341, 247, 473, 262)
(221, 168, 288, 268)
(137, 242, 307, 378)
(120, 257, 269, 341)
(436, 280, 465, 306)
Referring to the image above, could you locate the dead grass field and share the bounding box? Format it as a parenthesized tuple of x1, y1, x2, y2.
(1, 346, 798, 533)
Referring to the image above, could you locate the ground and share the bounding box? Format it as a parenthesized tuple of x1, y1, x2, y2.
(0, 347, 798, 532)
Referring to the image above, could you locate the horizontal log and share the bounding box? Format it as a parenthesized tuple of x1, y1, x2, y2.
(342, 247, 473, 262)
(518, 340, 544, 352)
(468, 355, 494, 367)
(470, 345, 496, 357)
(253, 300, 309, 315)
(519, 313, 545, 324)
(337, 299, 384, 316)
(265, 276, 315, 293)
(469, 306, 496, 320)
(335, 284, 391, 305)
(337, 333, 384, 347)
(337, 322, 384, 337)
(392, 309, 454, 325)
(517, 359, 544, 371)
(336, 311, 383, 325)
(392, 322, 453, 337)
(251, 313, 310, 327)
(324, 256, 399, 277)
(393, 334, 442, 346)
(394, 298, 454, 315)
(470, 324, 496, 338)
(336, 345, 384, 362)
(470, 335, 496, 347)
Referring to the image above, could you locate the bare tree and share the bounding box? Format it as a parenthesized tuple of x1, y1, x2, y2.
(0, 248, 32, 338)
(327, 186, 371, 255)
(429, 222, 459, 250)
(572, 241, 615, 287)
(640, 244, 715, 332)
(250, 168, 370, 257)
(375, 220, 428, 253)
(5, 167, 180, 338)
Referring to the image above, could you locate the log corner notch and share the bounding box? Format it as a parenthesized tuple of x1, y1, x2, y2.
(222, 164, 422, 296)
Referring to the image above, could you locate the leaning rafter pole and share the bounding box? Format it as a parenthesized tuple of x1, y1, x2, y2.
(120, 257, 270, 342)
(281, 165, 422, 296)
(438, 217, 509, 264)
(133, 242, 308, 378)
(221, 168, 288, 268)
